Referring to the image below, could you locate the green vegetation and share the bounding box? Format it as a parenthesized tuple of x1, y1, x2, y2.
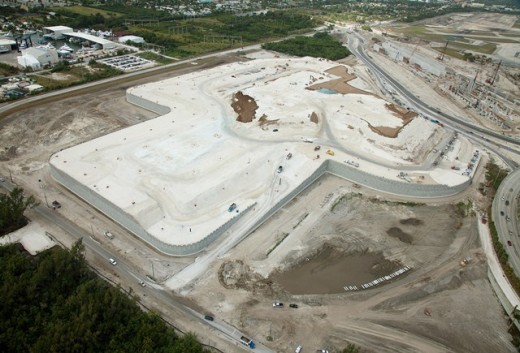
(485, 160, 509, 190)
(455, 200, 472, 218)
(136, 52, 176, 65)
(341, 344, 361, 353)
(432, 47, 465, 60)
(0, 188, 38, 237)
(50, 5, 123, 18)
(33, 62, 122, 92)
(262, 32, 350, 60)
(0, 62, 20, 77)
(0, 240, 209, 353)
(450, 42, 497, 54)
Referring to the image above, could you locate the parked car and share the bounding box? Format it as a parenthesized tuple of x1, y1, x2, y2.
(316, 350, 329, 353)
(204, 314, 214, 321)
(139, 280, 146, 287)
(104, 231, 114, 239)
(51, 200, 61, 209)
(295, 345, 302, 353)
(507, 240, 512, 246)
(109, 258, 117, 265)
(289, 303, 299, 309)
(272, 302, 284, 308)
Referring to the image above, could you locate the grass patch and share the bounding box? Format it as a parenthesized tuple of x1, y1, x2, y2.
(0, 62, 20, 77)
(32, 74, 80, 91)
(136, 51, 175, 65)
(50, 5, 123, 18)
(266, 233, 289, 257)
(465, 36, 518, 44)
(432, 46, 465, 60)
(450, 41, 497, 54)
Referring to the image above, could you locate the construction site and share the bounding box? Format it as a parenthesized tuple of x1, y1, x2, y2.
(372, 12, 520, 134)
(0, 11, 518, 353)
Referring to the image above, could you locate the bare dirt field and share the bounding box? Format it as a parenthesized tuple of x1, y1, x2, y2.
(189, 173, 514, 353)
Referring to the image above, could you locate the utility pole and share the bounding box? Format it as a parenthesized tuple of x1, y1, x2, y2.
(43, 192, 49, 208)
(490, 60, 501, 86)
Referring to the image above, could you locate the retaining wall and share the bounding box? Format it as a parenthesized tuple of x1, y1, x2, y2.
(50, 166, 253, 256)
(49, 91, 473, 256)
(126, 91, 171, 115)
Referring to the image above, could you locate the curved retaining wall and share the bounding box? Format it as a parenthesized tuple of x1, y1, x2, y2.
(49, 92, 472, 256)
(50, 166, 253, 256)
(327, 160, 472, 198)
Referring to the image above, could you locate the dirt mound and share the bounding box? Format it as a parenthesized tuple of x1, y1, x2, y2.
(310, 112, 319, 124)
(231, 91, 258, 123)
(218, 260, 283, 296)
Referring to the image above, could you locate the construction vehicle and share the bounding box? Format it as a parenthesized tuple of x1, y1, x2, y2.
(240, 336, 255, 349)
(228, 203, 237, 212)
(460, 256, 472, 267)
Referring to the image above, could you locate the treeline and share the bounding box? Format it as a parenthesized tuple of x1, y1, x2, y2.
(215, 12, 316, 41)
(0, 241, 209, 353)
(0, 188, 37, 237)
(262, 32, 350, 60)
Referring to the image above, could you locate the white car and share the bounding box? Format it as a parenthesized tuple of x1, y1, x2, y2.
(109, 258, 117, 265)
(295, 345, 302, 353)
(104, 231, 114, 239)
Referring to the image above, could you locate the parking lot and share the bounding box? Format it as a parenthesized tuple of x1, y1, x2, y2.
(98, 55, 155, 72)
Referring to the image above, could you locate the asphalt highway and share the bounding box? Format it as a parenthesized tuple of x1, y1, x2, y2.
(345, 32, 520, 169)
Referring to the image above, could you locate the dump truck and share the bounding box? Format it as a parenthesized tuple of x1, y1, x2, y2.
(240, 336, 255, 349)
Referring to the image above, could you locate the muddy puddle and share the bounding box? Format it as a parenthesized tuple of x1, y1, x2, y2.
(271, 245, 401, 295)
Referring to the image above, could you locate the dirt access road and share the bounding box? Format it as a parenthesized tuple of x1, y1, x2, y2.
(189, 174, 515, 353)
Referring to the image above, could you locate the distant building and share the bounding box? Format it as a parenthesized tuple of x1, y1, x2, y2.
(0, 38, 16, 53)
(118, 35, 145, 44)
(17, 47, 59, 70)
(42, 25, 73, 40)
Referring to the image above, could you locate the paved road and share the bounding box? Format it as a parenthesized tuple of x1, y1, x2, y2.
(493, 169, 520, 277)
(344, 29, 520, 312)
(344, 31, 520, 169)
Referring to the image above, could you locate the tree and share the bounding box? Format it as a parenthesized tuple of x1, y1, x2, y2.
(341, 343, 361, 353)
(0, 188, 38, 237)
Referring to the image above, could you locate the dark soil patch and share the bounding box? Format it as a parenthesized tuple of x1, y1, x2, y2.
(399, 218, 424, 226)
(386, 227, 413, 244)
(270, 244, 400, 294)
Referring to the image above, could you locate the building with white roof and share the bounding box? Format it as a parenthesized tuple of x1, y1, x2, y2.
(43, 25, 74, 40)
(65, 32, 117, 50)
(17, 47, 59, 70)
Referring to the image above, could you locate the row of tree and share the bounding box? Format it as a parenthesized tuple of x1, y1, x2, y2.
(0, 241, 208, 353)
(0, 188, 37, 237)
(262, 32, 350, 60)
